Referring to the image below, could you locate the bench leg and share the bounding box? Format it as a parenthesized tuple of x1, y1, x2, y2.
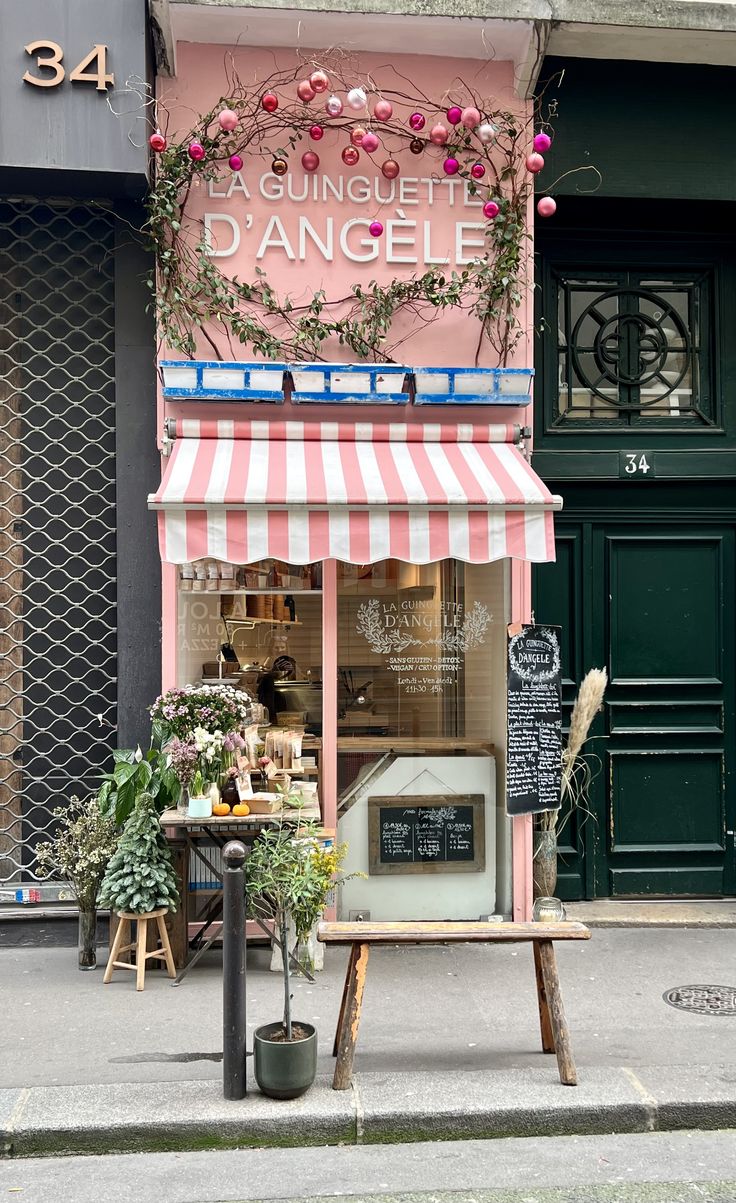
(333, 944, 359, 1057)
(332, 942, 369, 1091)
(533, 941, 555, 1054)
(537, 939, 577, 1086)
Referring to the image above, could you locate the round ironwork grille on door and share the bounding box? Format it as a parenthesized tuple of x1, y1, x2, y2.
(0, 199, 117, 896)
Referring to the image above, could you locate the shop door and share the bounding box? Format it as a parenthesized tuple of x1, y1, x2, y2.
(535, 519, 736, 899)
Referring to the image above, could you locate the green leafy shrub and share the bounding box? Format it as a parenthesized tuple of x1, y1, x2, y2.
(99, 791, 179, 915)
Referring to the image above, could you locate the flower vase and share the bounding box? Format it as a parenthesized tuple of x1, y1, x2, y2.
(78, 907, 97, 971)
(532, 829, 558, 899)
(177, 785, 190, 815)
(188, 791, 213, 819)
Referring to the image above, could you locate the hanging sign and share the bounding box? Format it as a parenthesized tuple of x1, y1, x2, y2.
(506, 624, 562, 817)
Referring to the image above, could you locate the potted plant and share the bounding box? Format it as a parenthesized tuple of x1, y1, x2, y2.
(534, 667, 608, 899)
(35, 795, 118, 970)
(245, 820, 351, 1099)
(99, 791, 179, 917)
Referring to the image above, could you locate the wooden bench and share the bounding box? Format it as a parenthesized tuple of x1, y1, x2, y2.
(317, 920, 590, 1091)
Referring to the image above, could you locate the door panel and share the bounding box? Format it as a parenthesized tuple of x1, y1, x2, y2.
(534, 516, 735, 898)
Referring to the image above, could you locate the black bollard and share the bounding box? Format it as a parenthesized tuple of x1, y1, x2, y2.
(222, 839, 247, 1099)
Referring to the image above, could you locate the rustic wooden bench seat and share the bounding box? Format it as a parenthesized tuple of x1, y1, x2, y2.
(317, 919, 591, 1090)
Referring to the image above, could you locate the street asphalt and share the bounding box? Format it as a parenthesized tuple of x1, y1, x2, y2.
(2, 926, 736, 1156)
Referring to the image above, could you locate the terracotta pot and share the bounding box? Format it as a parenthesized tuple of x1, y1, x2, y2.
(533, 829, 558, 899)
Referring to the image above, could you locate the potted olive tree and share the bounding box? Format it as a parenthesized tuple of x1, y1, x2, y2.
(245, 822, 350, 1099)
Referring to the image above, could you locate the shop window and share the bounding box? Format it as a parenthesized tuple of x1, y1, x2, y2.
(548, 269, 714, 428)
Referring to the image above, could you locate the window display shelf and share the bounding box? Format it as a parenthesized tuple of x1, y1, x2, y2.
(179, 588, 321, 596)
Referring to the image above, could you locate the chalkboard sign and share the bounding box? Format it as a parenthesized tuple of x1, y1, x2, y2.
(506, 625, 562, 817)
(368, 795, 485, 875)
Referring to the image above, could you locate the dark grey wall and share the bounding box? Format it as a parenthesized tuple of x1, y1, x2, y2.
(0, 0, 149, 185)
(115, 209, 161, 747)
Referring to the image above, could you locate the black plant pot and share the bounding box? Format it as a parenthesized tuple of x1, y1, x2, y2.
(253, 1021, 317, 1099)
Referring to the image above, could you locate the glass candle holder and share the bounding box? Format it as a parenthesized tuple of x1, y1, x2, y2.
(532, 896, 567, 923)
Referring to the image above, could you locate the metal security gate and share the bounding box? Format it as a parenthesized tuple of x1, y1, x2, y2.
(0, 199, 117, 901)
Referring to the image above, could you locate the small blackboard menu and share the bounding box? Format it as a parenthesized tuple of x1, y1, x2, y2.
(506, 625, 562, 817)
(368, 795, 485, 875)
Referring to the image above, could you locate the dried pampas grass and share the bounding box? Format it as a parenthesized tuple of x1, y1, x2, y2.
(539, 666, 607, 833)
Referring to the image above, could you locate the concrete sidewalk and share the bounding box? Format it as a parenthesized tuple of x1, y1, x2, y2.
(2, 928, 736, 1156)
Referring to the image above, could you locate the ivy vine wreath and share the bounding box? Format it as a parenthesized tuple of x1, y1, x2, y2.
(148, 59, 565, 365)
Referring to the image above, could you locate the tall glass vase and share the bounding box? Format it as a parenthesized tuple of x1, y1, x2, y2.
(78, 907, 97, 971)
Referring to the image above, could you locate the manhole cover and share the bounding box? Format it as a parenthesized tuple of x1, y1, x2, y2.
(663, 985, 736, 1015)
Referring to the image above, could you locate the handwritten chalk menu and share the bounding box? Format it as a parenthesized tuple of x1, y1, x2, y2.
(368, 795, 485, 875)
(506, 625, 562, 817)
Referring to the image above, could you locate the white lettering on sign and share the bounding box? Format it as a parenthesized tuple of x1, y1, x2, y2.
(202, 172, 488, 267)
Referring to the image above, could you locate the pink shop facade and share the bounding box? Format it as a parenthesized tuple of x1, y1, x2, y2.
(149, 36, 561, 921)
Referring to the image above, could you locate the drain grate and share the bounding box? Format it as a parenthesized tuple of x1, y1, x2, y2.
(663, 985, 736, 1016)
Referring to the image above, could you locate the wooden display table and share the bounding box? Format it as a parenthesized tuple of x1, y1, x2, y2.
(318, 919, 590, 1090)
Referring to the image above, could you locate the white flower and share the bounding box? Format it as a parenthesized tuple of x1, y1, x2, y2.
(134, 746, 143, 763)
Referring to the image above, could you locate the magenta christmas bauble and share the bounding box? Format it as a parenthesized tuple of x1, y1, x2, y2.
(218, 108, 238, 132)
(228, 153, 243, 171)
(310, 70, 330, 93)
(301, 151, 320, 171)
(361, 131, 379, 153)
(471, 162, 485, 179)
(409, 112, 426, 131)
(369, 221, 384, 237)
(443, 157, 459, 175)
(261, 92, 278, 113)
(461, 106, 481, 130)
(297, 80, 316, 103)
(351, 127, 366, 147)
(429, 123, 448, 146)
(149, 131, 166, 152)
(533, 131, 552, 153)
(341, 145, 359, 166)
(483, 200, 500, 219)
(381, 159, 400, 179)
(446, 106, 463, 126)
(272, 157, 288, 176)
(309, 124, 324, 140)
(374, 99, 393, 122)
(325, 95, 343, 117)
(188, 141, 205, 161)
(537, 196, 557, 217)
(526, 152, 545, 173)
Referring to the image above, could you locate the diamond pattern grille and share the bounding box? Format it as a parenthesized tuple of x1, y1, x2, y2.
(0, 199, 117, 890)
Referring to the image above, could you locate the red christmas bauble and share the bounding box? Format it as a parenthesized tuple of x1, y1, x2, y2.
(301, 151, 320, 172)
(261, 93, 278, 113)
(381, 159, 400, 179)
(149, 131, 166, 152)
(341, 146, 360, 166)
(310, 70, 330, 93)
(309, 124, 324, 141)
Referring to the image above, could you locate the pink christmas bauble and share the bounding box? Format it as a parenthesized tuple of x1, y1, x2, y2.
(310, 70, 330, 93)
(297, 80, 316, 103)
(446, 106, 463, 125)
(409, 112, 426, 131)
(326, 95, 344, 117)
(261, 92, 278, 113)
(533, 131, 552, 153)
(341, 145, 359, 166)
(351, 127, 366, 147)
(374, 99, 393, 122)
(381, 158, 400, 179)
(443, 157, 459, 175)
(471, 162, 485, 179)
(188, 141, 205, 161)
(301, 151, 320, 172)
(526, 152, 545, 173)
(429, 123, 448, 146)
(149, 131, 166, 152)
(361, 131, 379, 153)
(218, 108, 238, 132)
(369, 221, 384, 237)
(309, 124, 324, 141)
(461, 106, 481, 129)
(228, 153, 243, 171)
(483, 200, 500, 219)
(537, 196, 557, 217)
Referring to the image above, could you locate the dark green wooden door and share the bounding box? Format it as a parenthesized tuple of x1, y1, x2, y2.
(535, 518, 736, 898)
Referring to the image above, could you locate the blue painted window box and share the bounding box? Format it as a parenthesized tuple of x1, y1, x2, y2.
(289, 364, 410, 405)
(413, 367, 533, 406)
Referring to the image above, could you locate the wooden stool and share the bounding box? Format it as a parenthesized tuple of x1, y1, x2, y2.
(103, 908, 176, 991)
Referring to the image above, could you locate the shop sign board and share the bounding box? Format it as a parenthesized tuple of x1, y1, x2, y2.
(506, 624, 562, 817)
(2, 0, 149, 182)
(368, 795, 485, 875)
(355, 595, 491, 696)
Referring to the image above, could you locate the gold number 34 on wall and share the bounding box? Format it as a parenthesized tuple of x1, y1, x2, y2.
(23, 42, 114, 91)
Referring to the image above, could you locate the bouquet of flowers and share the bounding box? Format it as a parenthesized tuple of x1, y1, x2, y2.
(150, 684, 251, 740)
(191, 727, 245, 787)
(36, 796, 119, 912)
(166, 737, 198, 788)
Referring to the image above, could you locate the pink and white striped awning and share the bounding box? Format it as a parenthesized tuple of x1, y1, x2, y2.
(149, 420, 561, 565)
